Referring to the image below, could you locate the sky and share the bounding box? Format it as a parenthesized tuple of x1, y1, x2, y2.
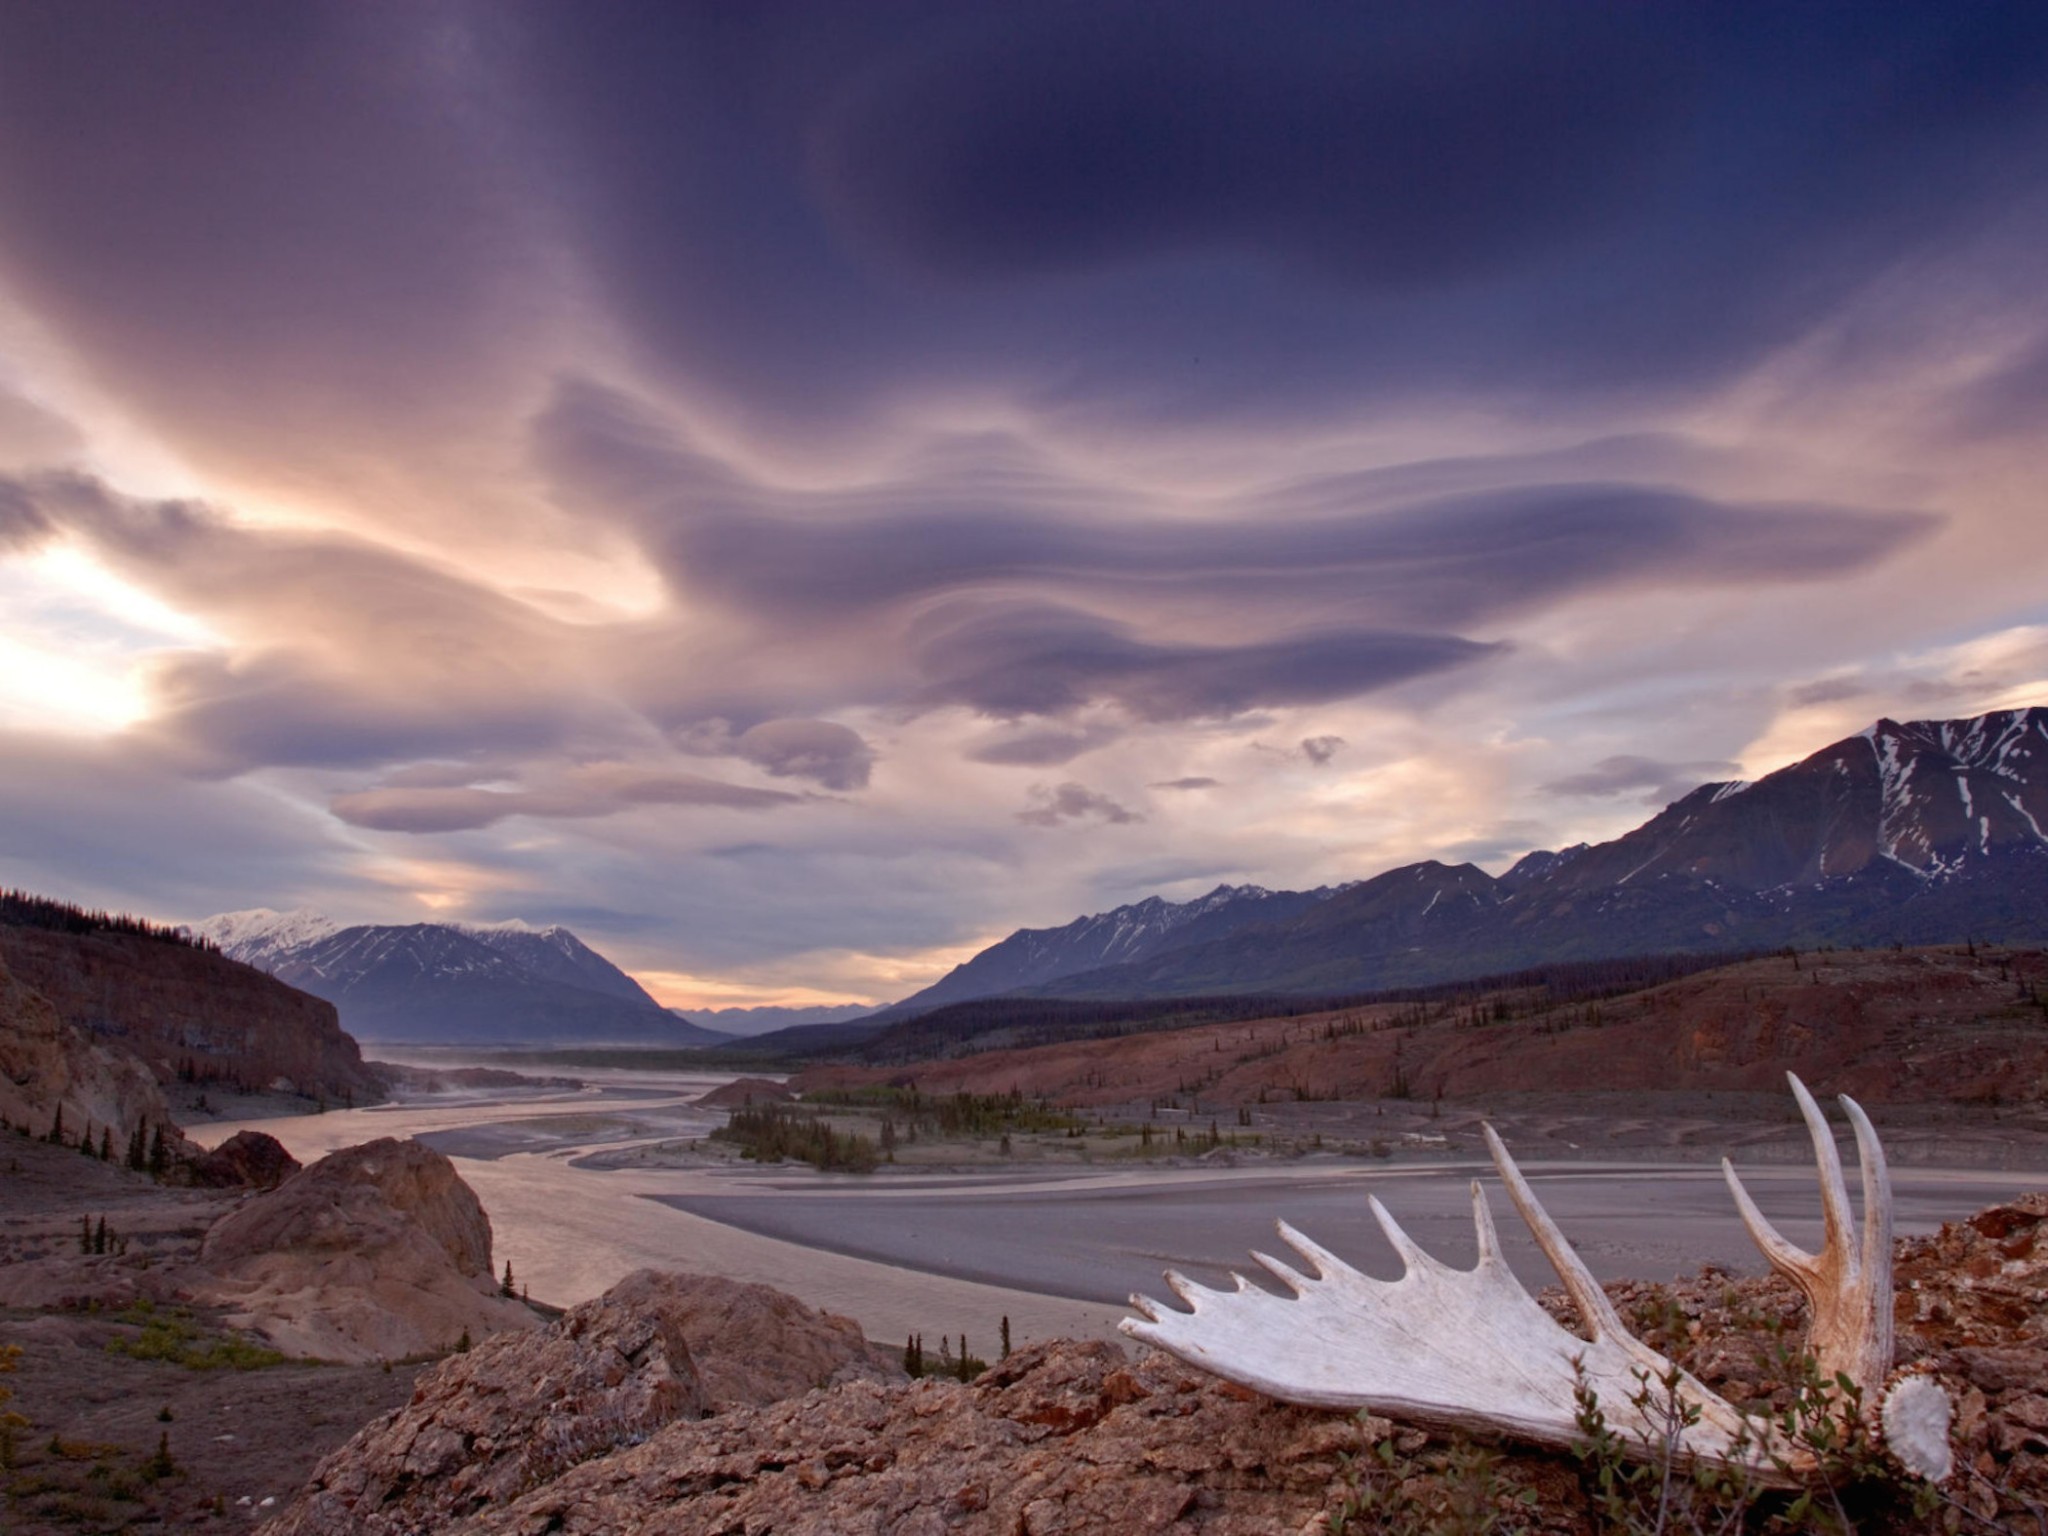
(2, 2, 2047, 1010)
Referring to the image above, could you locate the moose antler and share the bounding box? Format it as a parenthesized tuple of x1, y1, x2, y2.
(1123, 1074, 1953, 1486)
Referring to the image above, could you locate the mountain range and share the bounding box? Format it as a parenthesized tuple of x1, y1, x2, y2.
(873, 883, 1349, 1022)
(890, 707, 2048, 1012)
(192, 911, 728, 1048)
(678, 1002, 877, 1036)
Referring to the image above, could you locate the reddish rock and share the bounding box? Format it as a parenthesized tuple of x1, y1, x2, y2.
(0, 922, 378, 1104)
(266, 1271, 710, 1535)
(259, 1200, 2048, 1535)
(0, 952, 187, 1160)
(629, 1271, 897, 1411)
(190, 1129, 302, 1189)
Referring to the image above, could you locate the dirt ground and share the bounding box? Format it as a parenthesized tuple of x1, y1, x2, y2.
(0, 1135, 430, 1533)
(2, 1307, 427, 1533)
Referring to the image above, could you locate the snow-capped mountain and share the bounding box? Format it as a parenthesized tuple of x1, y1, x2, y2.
(188, 908, 342, 971)
(898, 707, 2048, 1008)
(196, 912, 725, 1048)
(448, 921, 661, 1008)
(880, 882, 1349, 1017)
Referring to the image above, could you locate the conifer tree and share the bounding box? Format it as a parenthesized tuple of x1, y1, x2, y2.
(501, 1261, 516, 1298)
(47, 1104, 63, 1146)
(147, 1126, 168, 1177)
(94, 1217, 107, 1255)
(79, 1215, 92, 1254)
(127, 1121, 147, 1171)
(98, 1128, 112, 1161)
(1000, 1315, 1012, 1357)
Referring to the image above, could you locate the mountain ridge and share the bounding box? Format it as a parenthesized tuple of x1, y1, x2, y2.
(196, 912, 725, 1048)
(908, 707, 2048, 1009)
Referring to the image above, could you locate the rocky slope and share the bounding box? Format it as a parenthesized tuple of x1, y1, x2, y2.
(263, 1199, 2048, 1536)
(0, 950, 187, 1157)
(197, 910, 726, 1048)
(0, 918, 378, 1104)
(200, 1137, 535, 1362)
(266, 1269, 896, 1536)
(800, 944, 2048, 1117)
(924, 707, 2048, 1006)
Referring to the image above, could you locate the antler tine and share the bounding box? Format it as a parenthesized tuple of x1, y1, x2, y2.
(1721, 1156, 1813, 1279)
(1842, 1094, 1893, 1307)
(1483, 1123, 1626, 1344)
(1369, 1195, 1444, 1276)
(1790, 1073, 1856, 1263)
(1469, 1179, 1503, 1266)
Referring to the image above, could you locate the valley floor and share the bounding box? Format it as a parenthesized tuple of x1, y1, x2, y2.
(187, 1065, 2048, 1353)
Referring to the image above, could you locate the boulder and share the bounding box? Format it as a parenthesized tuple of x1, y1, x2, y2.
(190, 1129, 302, 1189)
(267, 1271, 709, 1535)
(199, 1137, 533, 1362)
(629, 1270, 897, 1410)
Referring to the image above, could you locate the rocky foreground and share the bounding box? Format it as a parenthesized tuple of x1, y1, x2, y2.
(265, 1197, 2048, 1536)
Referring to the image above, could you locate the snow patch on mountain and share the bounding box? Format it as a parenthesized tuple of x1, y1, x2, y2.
(191, 908, 343, 970)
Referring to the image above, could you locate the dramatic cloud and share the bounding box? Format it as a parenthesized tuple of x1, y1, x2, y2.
(677, 718, 875, 791)
(1541, 755, 1744, 807)
(907, 602, 1502, 722)
(0, 5, 2042, 1006)
(966, 727, 1116, 768)
(1018, 783, 1143, 828)
(331, 764, 807, 834)
(731, 720, 874, 791)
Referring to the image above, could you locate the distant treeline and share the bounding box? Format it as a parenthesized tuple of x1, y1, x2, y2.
(835, 947, 1772, 1065)
(0, 887, 215, 952)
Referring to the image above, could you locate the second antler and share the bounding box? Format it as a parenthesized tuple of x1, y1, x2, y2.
(1123, 1073, 1954, 1486)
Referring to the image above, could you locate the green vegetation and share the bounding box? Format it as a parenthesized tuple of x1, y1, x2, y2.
(711, 1104, 879, 1172)
(803, 1085, 1084, 1138)
(102, 1302, 286, 1371)
(901, 1332, 987, 1382)
(1325, 1378, 1938, 1536)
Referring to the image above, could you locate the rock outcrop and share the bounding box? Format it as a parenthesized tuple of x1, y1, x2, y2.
(264, 1200, 2048, 1536)
(190, 1129, 302, 1189)
(633, 1271, 896, 1411)
(266, 1268, 896, 1534)
(200, 1138, 533, 1362)
(693, 1075, 793, 1109)
(0, 952, 185, 1156)
(267, 1272, 711, 1535)
(0, 921, 379, 1104)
